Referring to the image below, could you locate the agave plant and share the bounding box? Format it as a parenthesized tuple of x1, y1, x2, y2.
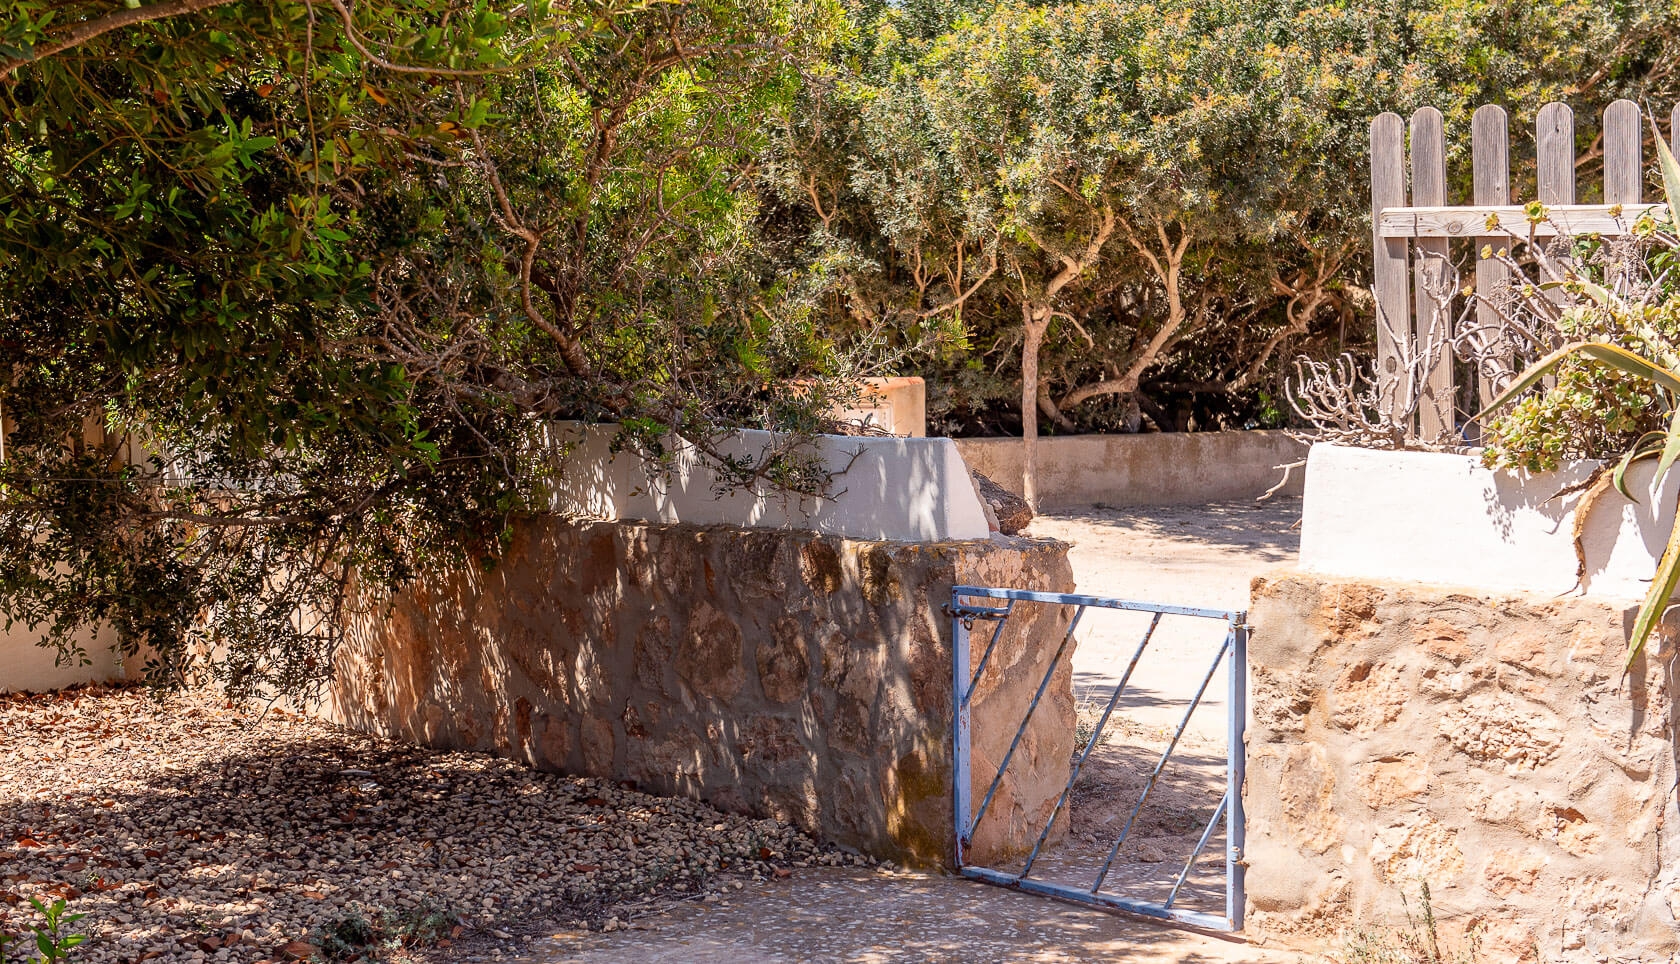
(1476, 119, 1680, 667)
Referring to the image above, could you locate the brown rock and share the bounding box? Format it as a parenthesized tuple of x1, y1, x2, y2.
(678, 600, 744, 700)
(1354, 755, 1428, 807)
(735, 715, 808, 769)
(278, 942, 318, 961)
(828, 693, 872, 756)
(1317, 583, 1381, 640)
(633, 615, 675, 691)
(1278, 743, 1343, 854)
(1546, 805, 1601, 857)
(1483, 850, 1545, 896)
(1495, 633, 1561, 677)
(1329, 661, 1406, 732)
(973, 471, 1033, 535)
(1369, 819, 1464, 883)
(1415, 617, 1472, 663)
(624, 726, 707, 790)
(758, 615, 812, 704)
(859, 547, 901, 605)
(621, 703, 647, 739)
(1439, 692, 1562, 770)
(1252, 666, 1314, 734)
(580, 715, 615, 774)
(536, 713, 573, 770)
(798, 540, 843, 594)
(725, 531, 786, 599)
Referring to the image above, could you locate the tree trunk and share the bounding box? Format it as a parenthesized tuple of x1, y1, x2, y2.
(1020, 304, 1050, 509)
(1118, 392, 1143, 433)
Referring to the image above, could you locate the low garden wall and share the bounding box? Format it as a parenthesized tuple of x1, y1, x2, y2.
(327, 518, 1076, 867)
(1245, 571, 1680, 960)
(954, 430, 1305, 508)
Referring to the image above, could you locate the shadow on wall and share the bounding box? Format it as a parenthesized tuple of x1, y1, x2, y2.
(326, 517, 1076, 867)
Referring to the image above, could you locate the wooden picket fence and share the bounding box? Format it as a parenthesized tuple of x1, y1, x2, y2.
(1370, 100, 1679, 438)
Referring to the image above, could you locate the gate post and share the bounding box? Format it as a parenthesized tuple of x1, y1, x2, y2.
(1227, 618, 1249, 930)
(951, 590, 972, 868)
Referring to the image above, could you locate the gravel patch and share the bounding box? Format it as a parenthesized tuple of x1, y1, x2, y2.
(0, 685, 868, 962)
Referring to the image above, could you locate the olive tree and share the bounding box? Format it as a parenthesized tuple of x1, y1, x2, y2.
(775, 0, 1367, 499)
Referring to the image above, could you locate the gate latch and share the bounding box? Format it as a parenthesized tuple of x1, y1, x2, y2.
(943, 602, 1008, 631)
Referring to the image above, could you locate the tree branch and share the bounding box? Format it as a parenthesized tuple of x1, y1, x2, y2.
(1, 0, 237, 79)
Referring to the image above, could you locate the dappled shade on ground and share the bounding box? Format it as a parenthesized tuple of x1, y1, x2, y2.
(0, 686, 863, 963)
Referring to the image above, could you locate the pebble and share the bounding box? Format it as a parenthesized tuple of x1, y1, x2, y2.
(0, 686, 871, 962)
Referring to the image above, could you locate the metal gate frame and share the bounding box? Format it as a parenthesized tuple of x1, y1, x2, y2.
(950, 586, 1248, 932)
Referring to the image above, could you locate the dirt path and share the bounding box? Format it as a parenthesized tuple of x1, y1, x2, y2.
(1028, 499, 1302, 743)
(523, 866, 1303, 963)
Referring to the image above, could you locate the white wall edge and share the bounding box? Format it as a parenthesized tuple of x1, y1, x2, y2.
(540, 422, 992, 543)
(1299, 443, 1677, 602)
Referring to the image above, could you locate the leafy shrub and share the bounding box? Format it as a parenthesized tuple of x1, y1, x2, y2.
(312, 901, 460, 962)
(1477, 122, 1680, 662)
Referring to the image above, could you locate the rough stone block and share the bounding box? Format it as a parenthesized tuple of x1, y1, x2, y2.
(326, 517, 1074, 867)
(1245, 571, 1678, 961)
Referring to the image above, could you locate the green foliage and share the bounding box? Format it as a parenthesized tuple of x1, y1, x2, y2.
(1478, 124, 1680, 666)
(0, 898, 89, 963)
(312, 901, 459, 961)
(772, 0, 1680, 437)
(0, 0, 857, 699)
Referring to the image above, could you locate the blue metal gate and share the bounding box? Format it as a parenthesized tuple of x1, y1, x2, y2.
(950, 586, 1248, 932)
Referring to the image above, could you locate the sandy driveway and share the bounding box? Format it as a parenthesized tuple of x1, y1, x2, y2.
(1026, 498, 1302, 744)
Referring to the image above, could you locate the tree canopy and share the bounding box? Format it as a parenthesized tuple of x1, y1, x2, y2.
(769, 0, 1680, 494)
(2, 0, 1677, 694)
(0, 0, 854, 698)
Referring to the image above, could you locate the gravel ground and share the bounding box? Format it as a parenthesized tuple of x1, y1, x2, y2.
(0, 685, 868, 963)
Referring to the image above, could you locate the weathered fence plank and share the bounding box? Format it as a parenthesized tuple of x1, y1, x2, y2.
(1537, 102, 1576, 205)
(1471, 104, 1510, 409)
(1378, 203, 1663, 238)
(1535, 103, 1575, 322)
(1409, 107, 1453, 437)
(1368, 101, 1676, 441)
(1370, 112, 1410, 424)
(1604, 99, 1642, 204)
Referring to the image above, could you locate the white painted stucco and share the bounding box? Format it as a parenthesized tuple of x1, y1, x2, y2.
(542, 423, 992, 543)
(1299, 443, 1678, 601)
(954, 431, 1306, 508)
(1, 624, 127, 694)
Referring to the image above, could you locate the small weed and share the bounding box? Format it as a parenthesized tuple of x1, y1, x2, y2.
(312, 900, 460, 962)
(1073, 696, 1112, 754)
(0, 897, 90, 963)
(1337, 884, 1481, 964)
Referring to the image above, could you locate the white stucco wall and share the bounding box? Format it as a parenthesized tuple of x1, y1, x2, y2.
(542, 423, 992, 543)
(1299, 443, 1678, 601)
(1, 625, 127, 694)
(954, 431, 1306, 508)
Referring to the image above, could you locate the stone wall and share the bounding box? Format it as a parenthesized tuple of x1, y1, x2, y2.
(1245, 572, 1680, 960)
(328, 517, 1075, 867)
